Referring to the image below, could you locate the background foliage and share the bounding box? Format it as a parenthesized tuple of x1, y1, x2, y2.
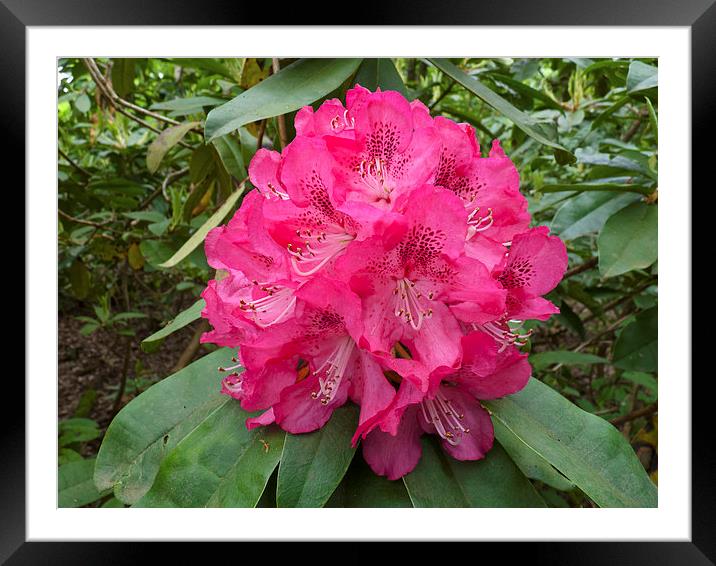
(58, 57, 658, 508)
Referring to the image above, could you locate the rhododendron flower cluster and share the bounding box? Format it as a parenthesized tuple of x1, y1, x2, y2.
(201, 85, 568, 480)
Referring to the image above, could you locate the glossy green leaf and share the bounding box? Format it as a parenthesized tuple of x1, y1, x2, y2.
(353, 58, 408, 97)
(141, 298, 205, 351)
(402, 437, 546, 507)
(94, 348, 235, 504)
(75, 93, 91, 114)
(551, 191, 641, 240)
(212, 134, 247, 181)
(60, 458, 110, 508)
(276, 404, 359, 508)
(598, 202, 658, 278)
(59, 417, 102, 446)
(146, 121, 198, 174)
(488, 72, 563, 110)
(484, 378, 657, 507)
(493, 420, 574, 491)
(159, 185, 245, 268)
(189, 145, 216, 184)
(205, 58, 363, 141)
(135, 401, 284, 507)
(529, 350, 608, 372)
(613, 307, 658, 372)
(428, 58, 575, 164)
(325, 454, 413, 508)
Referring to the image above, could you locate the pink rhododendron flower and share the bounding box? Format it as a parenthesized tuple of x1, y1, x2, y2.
(200, 84, 567, 480)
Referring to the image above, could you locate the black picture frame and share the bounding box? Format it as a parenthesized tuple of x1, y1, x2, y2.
(5, 1, 704, 562)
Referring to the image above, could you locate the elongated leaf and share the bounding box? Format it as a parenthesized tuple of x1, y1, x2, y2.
(598, 202, 658, 277)
(493, 420, 574, 491)
(151, 96, 226, 113)
(488, 72, 563, 110)
(94, 348, 235, 504)
(159, 184, 245, 268)
(402, 437, 546, 507)
(551, 191, 641, 240)
(146, 121, 198, 174)
(136, 401, 284, 507)
(484, 378, 657, 507)
(542, 182, 652, 196)
(428, 58, 575, 164)
(613, 307, 658, 372)
(353, 58, 407, 97)
(529, 350, 608, 372)
(59, 458, 110, 508)
(212, 135, 247, 180)
(205, 58, 363, 141)
(325, 455, 413, 508)
(111, 58, 135, 98)
(141, 299, 205, 351)
(276, 404, 359, 508)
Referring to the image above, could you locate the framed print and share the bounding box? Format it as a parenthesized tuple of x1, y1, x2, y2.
(4, 0, 706, 562)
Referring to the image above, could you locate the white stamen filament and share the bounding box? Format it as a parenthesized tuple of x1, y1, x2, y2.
(330, 110, 355, 132)
(393, 278, 433, 331)
(239, 286, 296, 328)
(358, 157, 392, 199)
(288, 230, 354, 277)
(420, 391, 470, 446)
(310, 337, 355, 405)
(266, 181, 290, 200)
(478, 321, 533, 352)
(466, 207, 494, 239)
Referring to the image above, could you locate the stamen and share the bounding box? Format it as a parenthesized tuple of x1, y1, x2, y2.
(289, 230, 354, 276)
(239, 286, 296, 328)
(310, 337, 355, 405)
(466, 207, 494, 239)
(477, 320, 533, 352)
(358, 157, 392, 200)
(266, 181, 289, 200)
(393, 278, 433, 331)
(420, 391, 470, 446)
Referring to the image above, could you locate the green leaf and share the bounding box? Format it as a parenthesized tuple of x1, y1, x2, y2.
(626, 61, 658, 95)
(276, 404, 359, 508)
(146, 121, 199, 174)
(493, 420, 574, 491)
(205, 58, 362, 141)
(325, 455, 413, 508)
(402, 437, 546, 507)
(135, 401, 285, 507)
(488, 72, 563, 110)
(621, 371, 658, 393)
(529, 351, 608, 372)
(551, 191, 641, 240)
(141, 298, 205, 351)
(159, 185, 246, 268)
(75, 93, 91, 114)
(613, 307, 658, 372)
(69, 259, 91, 300)
(111, 58, 135, 98)
(212, 135, 247, 181)
(59, 458, 110, 508)
(151, 96, 226, 113)
(353, 59, 408, 97)
(646, 97, 658, 144)
(59, 417, 102, 446)
(94, 348, 236, 504)
(189, 145, 216, 184)
(598, 202, 658, 278)
(428, 58, 575, 164)
(541, 182, 652, 196)
(484, 378, 657, 507)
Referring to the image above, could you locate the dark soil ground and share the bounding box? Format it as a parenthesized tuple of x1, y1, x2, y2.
(58, 313, 211, 433)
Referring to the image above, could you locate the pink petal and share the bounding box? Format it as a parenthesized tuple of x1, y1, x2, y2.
(273, 373, 349, 434)
(246, 408, 276, 430)
(362, 406, 423, 480)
